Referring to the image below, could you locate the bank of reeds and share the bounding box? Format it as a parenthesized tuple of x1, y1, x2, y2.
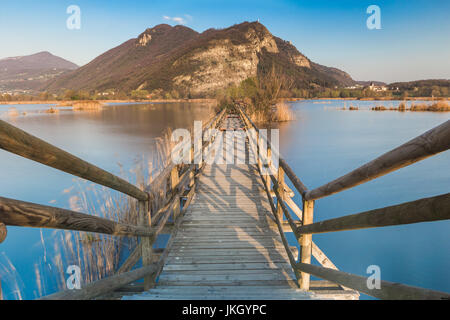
(410, 101, 450, 111)
(370, 101, 450, 112)
(272, 102, 296, 121)
(71, 101, 104, 111)
(56, 100, 104, 111)
(0, 128, 175, 299)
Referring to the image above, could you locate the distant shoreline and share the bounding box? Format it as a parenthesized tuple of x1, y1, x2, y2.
(1, 97, 447, 106)
(283, 97, 449, 102)
(0, 98, 217, 106)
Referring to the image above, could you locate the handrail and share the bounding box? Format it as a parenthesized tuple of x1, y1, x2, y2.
(237, 104, 309, 196)
(304, 119, 450, 200)
(240, 106, 347, 289)
(294, 263, 450, 300)
(297, 193, 450, 234)
(0, 196, 154, 237)
(0, 106, 226, 300)
(40, 263, 158, 300)
(237, 102, 450, 299)
(0, 119, 148, 201)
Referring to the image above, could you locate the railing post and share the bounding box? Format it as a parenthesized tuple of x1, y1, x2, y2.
(277, 166, 285, 222)
(170, 166, 180, 220)
(255, 130, 261, 171)
(138, 199, 153, 290)
(300, 199, 314, 290)
(0, 222, 6, 243)
(265, 147, 272, 192)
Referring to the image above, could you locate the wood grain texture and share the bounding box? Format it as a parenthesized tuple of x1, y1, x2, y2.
(0, 196, 153, 237)
(298, 193, 450, 235)
(40, 264, 157, 300)
(305, 119, 450, 200)
(0, 119, 148, 201)
(0, 222, 6, 243)
(295, 263, 450, 300)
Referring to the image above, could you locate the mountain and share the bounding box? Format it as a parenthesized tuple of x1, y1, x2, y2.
(388, 79, 450, 89)
(0, 51, 78, 93)
(45, 22, 355, 96)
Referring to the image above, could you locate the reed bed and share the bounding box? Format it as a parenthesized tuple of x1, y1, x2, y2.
(56, 100, 104, 111)
(272, 102, 296, 121)
(247, 101, 296, 123)
(370, 101, 450, 112)
(71, 101, 104, 111)
(0, 129, 175, 299)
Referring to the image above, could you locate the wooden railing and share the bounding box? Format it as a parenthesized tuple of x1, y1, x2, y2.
(237, 103, 450, 300)
(0, 108, 226, 300)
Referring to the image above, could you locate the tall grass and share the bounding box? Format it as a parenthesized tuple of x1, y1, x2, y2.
(0, 129, 174, 299)
(272, 102, 296, 121)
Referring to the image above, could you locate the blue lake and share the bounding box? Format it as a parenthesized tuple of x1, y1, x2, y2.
(0, 100, 448, 299)
(279, 100, 449, 299)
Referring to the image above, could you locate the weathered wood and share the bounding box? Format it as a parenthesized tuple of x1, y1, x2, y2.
(151, 174, 198, 282)
(117, 244, 142, 274)
(284, 197, 302, 219)
(305, 120, 450, 200)
(0, 196, 153, 237)
(40, 264, 157, 300)
(0, 119, 148, 201)
(237, 105, 309, 198)
(170, 166, 181, 220)
(295, 263, 450, 300)
(279, 159, 309, 197)
(0, 222, 6, 243)
(298, 193, 450, 235)
(138, 200, 153, 290)
(258, 162, 301, 286)
(277, 166, 285, 222)
(299, 200, 314, 290)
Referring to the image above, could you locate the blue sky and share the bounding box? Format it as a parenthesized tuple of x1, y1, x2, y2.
(0, 0, 449, 83)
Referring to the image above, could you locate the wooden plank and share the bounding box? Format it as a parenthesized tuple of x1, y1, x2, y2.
(279, 159, 309, 197)
(297, 193, 450, 234)
(299, 200, 314, 290)
(305, 119, 450, 200)
(166, 256, 291, 264)
(40, 264, 157, 300)
(117, 244, 141, 274)
(295, 263, 450, 300)
(163, 262, 293, 271)
(158, 274, 294, 281)
(0, 119, 148, 201)
(168, 249, 291, 257)
(0, 222, 6, 243)
(157, 280, 299, 287)
(0, 196, 153, 237)
(139, 200, 154, 290)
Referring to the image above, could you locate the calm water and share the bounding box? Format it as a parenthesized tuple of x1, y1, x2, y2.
(0, 100, 448, 299)
(279, 100, 449, 299)
(0, 102, 214, 299)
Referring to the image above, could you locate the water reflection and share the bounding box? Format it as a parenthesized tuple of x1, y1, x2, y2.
(0, 102, 214, 299)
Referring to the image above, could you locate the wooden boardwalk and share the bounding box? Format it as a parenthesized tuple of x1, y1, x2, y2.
(123, 114, 357, 300)
(2, 108, 448, 300)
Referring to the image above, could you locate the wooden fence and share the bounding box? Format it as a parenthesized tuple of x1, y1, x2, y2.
(237, 103, 450, 300)
(0, 108, 226, 300)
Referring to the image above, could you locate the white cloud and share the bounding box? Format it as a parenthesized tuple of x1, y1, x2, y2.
(163, 14, 193, 25)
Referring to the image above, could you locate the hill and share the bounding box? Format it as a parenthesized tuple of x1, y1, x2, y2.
(0, 51, 78, 93)
(45, 22, 355, 97)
